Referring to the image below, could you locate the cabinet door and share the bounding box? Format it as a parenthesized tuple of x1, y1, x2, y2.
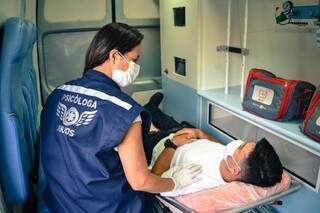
(160, 0, 200, 90)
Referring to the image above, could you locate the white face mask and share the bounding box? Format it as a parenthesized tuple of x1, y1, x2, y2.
(112, 52, 140, 87)
(224, 140, 244, 171)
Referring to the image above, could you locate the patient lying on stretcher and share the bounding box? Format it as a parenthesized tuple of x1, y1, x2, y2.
(143, 93, 283, 197)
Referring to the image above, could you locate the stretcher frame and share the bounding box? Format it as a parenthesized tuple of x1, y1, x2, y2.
(156, 179, 301, 213)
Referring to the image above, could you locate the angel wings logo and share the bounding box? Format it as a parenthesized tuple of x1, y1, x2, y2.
(56, 102, 97, 136)
(56, 102, 97, 126)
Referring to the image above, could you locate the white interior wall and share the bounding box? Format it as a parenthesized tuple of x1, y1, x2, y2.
(0, 0, 36, 25)
(0, 0, 22, 24)
(160, 0, 166, 73)
(245, 0, 320, 86)
(229, 0, 243, 88)
(25, 0, 36, 23)
(201, 0, 320, 90)
(200, 0, 244, 90)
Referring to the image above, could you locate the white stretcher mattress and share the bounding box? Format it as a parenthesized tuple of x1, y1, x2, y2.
(156, 180, 301, 213)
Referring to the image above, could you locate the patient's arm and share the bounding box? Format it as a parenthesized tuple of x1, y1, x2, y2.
(176, 128, 220, 143)
(198, 130, 219, 142)
(151, 148, 175, 176)
(152, 134, 193, 176)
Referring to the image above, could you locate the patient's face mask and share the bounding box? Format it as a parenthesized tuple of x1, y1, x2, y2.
(112, 52, 140, 87)
(224, 140, 244, 171)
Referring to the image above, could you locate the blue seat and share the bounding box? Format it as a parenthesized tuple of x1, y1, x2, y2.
(0, 17, 38, 204)
(38, 162, 49, 213)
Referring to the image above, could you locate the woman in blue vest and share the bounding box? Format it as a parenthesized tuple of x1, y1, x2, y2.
(40, 22, 202, 212)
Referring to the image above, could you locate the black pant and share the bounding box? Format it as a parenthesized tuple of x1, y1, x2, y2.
(143, 104, 192, 165)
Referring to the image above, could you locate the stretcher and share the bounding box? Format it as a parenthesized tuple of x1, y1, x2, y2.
(156, 179, 301, 213)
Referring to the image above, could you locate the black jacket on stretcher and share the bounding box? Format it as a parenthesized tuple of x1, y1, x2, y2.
(40, 69, 152, 212)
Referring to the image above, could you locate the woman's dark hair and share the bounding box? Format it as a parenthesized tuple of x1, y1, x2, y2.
(242, 138, 283, 187)
(83, 22, 143, 73)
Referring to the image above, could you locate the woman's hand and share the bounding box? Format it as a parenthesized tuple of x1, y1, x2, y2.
(175, 128, 202, 140)
(169, 164, 202, 191)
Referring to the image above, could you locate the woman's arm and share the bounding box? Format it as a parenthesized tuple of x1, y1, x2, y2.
(118, 122, 174, 193)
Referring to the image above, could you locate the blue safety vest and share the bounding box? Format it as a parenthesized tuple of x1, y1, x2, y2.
(40, 69, 152, 213)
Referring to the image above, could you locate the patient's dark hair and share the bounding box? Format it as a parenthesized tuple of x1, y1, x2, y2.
(83, 22, 143, 73)
(242, 138, 283, 187)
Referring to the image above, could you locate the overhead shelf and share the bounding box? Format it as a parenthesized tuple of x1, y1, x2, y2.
(198, 86, 320, 154)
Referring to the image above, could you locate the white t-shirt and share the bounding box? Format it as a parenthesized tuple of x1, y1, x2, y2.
(160, 139, 226, 197)
(133, 115, 142, 123)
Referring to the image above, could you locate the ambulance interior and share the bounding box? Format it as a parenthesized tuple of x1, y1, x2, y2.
(0, 0, 320, 212)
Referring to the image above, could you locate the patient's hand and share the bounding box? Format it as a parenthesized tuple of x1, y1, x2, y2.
(175, 128, 202, 140)
(149, 122, 159, 133)
(172, 133, 197, 147)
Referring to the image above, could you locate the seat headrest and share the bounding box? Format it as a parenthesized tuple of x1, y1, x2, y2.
(2, 17, 36, 63)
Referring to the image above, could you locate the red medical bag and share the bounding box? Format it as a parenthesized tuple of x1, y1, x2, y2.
(301, 87, 320, 142)
(242, 69, 315, 121)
